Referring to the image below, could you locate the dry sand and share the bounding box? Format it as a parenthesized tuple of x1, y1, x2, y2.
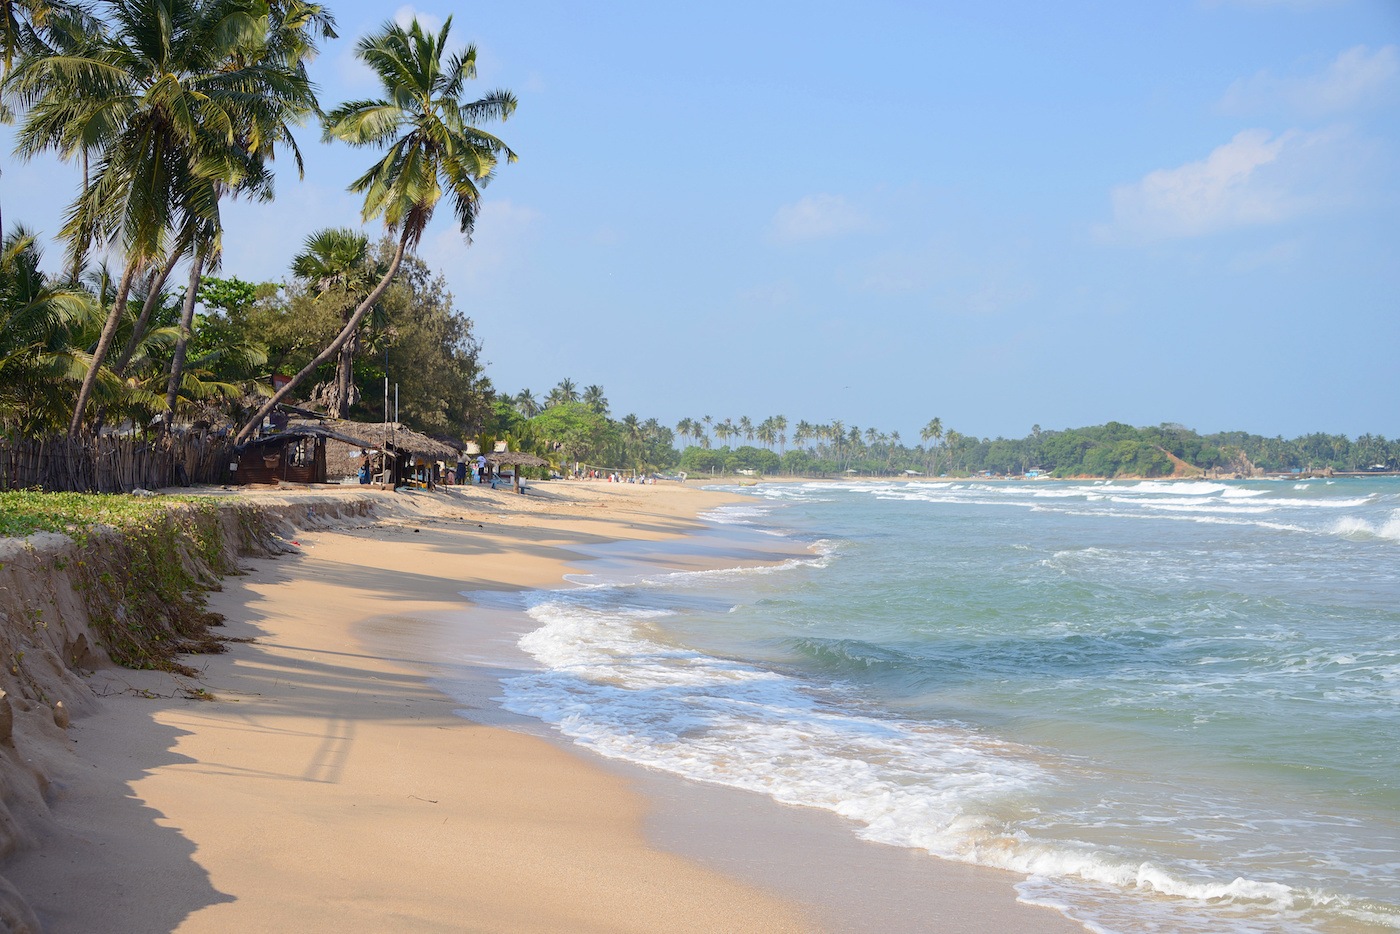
(2, 479, 1083, 933)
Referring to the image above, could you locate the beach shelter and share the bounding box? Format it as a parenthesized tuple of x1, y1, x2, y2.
(486, 451, 550, 493)
(231, 425, 374, 485)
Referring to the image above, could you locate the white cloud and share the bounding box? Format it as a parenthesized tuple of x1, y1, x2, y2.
(1221, 45, 1400, 117)
(768, 194, 871, 243)
(394, 6, 443, 33)
(1098, 128, 1355, 241)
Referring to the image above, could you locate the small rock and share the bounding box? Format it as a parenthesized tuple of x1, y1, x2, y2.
(53, 701, 70, 730)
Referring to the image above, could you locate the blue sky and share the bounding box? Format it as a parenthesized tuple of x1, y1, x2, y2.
(4, 0, 1398, 442)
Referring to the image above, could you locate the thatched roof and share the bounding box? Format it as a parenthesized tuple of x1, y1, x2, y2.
(487, 452, 550, 468)
(311, 420, 460, 459)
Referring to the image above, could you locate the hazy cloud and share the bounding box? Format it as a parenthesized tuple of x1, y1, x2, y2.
(1099, 128, 1355, 241)
(1221, 45, 1399, 117)
(429, 198, 541, 289)
(769, 194, 871, 243)
(394, 5, 443, 32)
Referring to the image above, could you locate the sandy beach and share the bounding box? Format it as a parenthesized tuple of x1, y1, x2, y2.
(1, 479, 1082, 933)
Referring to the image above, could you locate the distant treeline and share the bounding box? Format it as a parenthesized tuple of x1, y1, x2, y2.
(492, 389, 1398, 479)
(676, 424, 1395, 478)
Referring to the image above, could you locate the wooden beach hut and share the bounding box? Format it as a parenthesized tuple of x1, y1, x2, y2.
(231, 425, 374, 485)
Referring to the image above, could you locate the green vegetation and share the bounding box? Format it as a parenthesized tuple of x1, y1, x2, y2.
(0, 3, 509, 449)
(0, 491, 256, 674)
(0, 489, 201, 537)
(489, 392, 1398, 480)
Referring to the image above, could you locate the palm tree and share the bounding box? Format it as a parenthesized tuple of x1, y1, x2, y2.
(547, 377, 578, 407)
(738, 415, 753, 442)
(13, 0, 315, 436)
(756, 418, 776, 450)
(515, 387, 540, 418)
(943, 429, 962, 473)
(0, 225, 96, 435)
(289, 227, 378, 417)
(793, 419, 812, 450)
(237, 15, 516, 442)
(921, 417, 943, 473)
(582, 383, 608, 415)
(829, 419, 845, 468)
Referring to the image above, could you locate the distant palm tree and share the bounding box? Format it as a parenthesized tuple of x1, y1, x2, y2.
(793, 420, 812, 450)
(548, 378, 578, 407)
(756, 418, 776, 450)
(738, 415, 753, 442)
(515, 388, 540, 417)
(582, 383, 608, 415)
(921, 417, 944, 473)
(237, 15, 516, 442)
(943, 429, 962, 472)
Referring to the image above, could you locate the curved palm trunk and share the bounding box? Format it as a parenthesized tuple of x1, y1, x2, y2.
(114, 229, 193, 377)
(235, 236, 406, 443)
(164, 242, 206, 421)
(68, 255, 139, 437)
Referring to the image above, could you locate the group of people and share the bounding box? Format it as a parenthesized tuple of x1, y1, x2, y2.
(451, 454, 492, 486)
(572, 467, 656, 484)
(358, 452, 500, 488)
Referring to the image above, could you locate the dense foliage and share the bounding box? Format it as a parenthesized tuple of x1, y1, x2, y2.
(494, 387, 1399, 479)
(0, 1, 508, 448)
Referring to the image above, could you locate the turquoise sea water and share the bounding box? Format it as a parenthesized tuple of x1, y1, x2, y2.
(485, 478, 1400, 933)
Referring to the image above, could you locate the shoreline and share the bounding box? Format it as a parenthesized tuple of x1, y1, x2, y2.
(2, 480, 1081, 932)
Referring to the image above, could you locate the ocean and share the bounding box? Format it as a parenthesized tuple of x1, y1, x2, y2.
(470, 478, 1400, 933)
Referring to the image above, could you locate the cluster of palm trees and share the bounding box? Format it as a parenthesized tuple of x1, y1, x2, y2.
(668, 415, 963, 476)
(498, 384, 964, 476)
(0, 0, 516, 444)
(511, 379, 610, 417)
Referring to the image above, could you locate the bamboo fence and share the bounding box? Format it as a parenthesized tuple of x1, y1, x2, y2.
(0, 431, 236, 493)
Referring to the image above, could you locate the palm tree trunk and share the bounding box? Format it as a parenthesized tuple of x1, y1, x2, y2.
(334, 323, 357, 418)
(235, 236, 407, 443)
(164, 243, 206, 421)
(68, 255, 140, 438)
(114, 229, 193, 377)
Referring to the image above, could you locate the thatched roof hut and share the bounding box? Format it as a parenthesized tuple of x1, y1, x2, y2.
(486, 451, 550, 493)
(309, 419, 461, 482)
(233, 424, 376, 485)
